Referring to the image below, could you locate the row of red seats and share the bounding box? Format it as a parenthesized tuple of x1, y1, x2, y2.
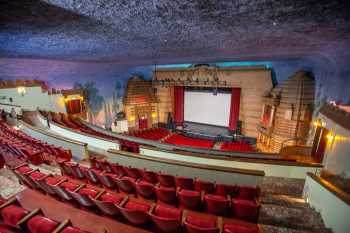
(0, 121, 71, 165)
(126, 128, 170, 141)
(12, 164, 261, 233)
(220, 141, 255, 152)
(0, 196, 90, 233)
(164, 134, 214, 149)
(58, 160, 260, 221)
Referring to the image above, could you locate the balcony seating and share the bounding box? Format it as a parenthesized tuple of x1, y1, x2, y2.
(10, 163, 262, 233)
(223, 223, 260, 233)
(0, 121, 71, 165)
(125, 128, 170, 141)
(195, 179, 215, 194)
(27, 215, 58, 233)
(149, 205, 182, 233)
(155, 186, 177, 205)
(184, 214, 220, 233)
(117, 200, 151, 225)
(204, 194, 230, 216)
(164, 134, 214, 149)
(157, 172, 175, 188)
(231, 199, 260, 223)
(175, 176, 194, 190)
(135, 181, 156, 200)
(220, 141, 254, 152)
(178, 189, 201, 210)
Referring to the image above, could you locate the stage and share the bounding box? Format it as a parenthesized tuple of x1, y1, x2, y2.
(180, 121, 233, 141)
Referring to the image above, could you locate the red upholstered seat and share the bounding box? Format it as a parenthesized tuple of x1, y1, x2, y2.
(155, 186, 177, 205)
(175, 176, 194, 190)
(78, 188, 98, 197)
(124, 167, 141, 179)
(27, 215, 58, 233)
(157, 173, 175, 187)
(125, 201, 150, 212)
(194, 179, 215, 194)
(61, 226, 91, 233)
(178, 189, 201, 210)
(116, 176, 136, 194)
(15, 166, 33, 174)
(204, 194, 230, 216)
(45, 176, 64, 185)
(154, 205, 181, 219)
(29, 171, 45, 180)
(215, 183, 238, 197)
(184, 214, 219, 233)
(0, 224, 17, 233)
(60, 181, 80, 191)
(232, 199, 260, 223)
(223, 223, 260, 233)
(100, 192, 123, 204)
(118, 200, 151, 225)
(139, 169, 158, 184)
(1, 205, 28, 227)
(150, 205, 182, 233)
(237, 186, 260, 200)
(136, 181, 155, 199)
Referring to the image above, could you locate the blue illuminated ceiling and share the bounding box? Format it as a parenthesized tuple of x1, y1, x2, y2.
(0, 0, 349, 64)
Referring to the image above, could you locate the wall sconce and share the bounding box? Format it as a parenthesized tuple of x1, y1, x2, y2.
(17, 86, 26, 96)
(151, 112, 157, 118)
(326, 131, 335, 142)
(129, 115, 135, 121)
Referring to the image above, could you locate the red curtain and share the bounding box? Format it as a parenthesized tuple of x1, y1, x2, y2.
(229, 88, 241, 130)
(67, 99, 81, 114)
(174, 86, 184, 124)
(138, 118, 148, 129)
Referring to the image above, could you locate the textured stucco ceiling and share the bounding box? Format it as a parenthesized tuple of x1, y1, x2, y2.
(1, 0, 350, 64)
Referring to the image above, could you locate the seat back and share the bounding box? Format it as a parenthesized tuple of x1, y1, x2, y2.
(178, 190, 201, 210)
(175, 177, 194, 190)
(67, 190, 95, 208)
(110, 163, 125, 176)
(184, 215, 220, 233)
(27, 215, 58, 233)
(215, 184, 238, 197)
(116, 178, 135, 194)
(36, 179, 56, 195)
(57, 161, 73, 176)
(93, 199, 119, 216)
(155, 187, 177, 204)
(139, 169, 158, 184)
(157, 173, 175, 187)
(49, 184, 74, 201)
(194, 180, 215, 194)
(150, 214, 181, 233)
(71, 165, 86, 179)
(101, 161, 113, 173)
(136, 182, 155, 199)
(83, 169, 99, 184)
(124, 167, 141, 179)
(204, 195, 230, 216)
(97, 174, 117, 189)
(118, 206, 149, 225)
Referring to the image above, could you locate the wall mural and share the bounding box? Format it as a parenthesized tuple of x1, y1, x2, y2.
(0, 58, 349, 127)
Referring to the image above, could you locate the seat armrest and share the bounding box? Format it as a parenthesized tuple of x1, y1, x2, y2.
(148, 203, 156, 214)
(119, 196, 129, 207)
(181, 210, 188, 225)
(217, 216, 223, 232)
(55, 177, 68, 186)
(94, 189, 106, 200)
(38, 174, 51, 181)
(12, 163, 28, 170)
(73, 183, 86, 192)
(52, 219, 70, 233)
(17, 208, 40, 226)
(0, 196, 17, 210)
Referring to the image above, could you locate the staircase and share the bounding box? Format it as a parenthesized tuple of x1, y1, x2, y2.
(259, 177, 332, 233)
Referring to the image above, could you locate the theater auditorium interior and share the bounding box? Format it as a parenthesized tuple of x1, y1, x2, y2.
(0, 1, 350, 233)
